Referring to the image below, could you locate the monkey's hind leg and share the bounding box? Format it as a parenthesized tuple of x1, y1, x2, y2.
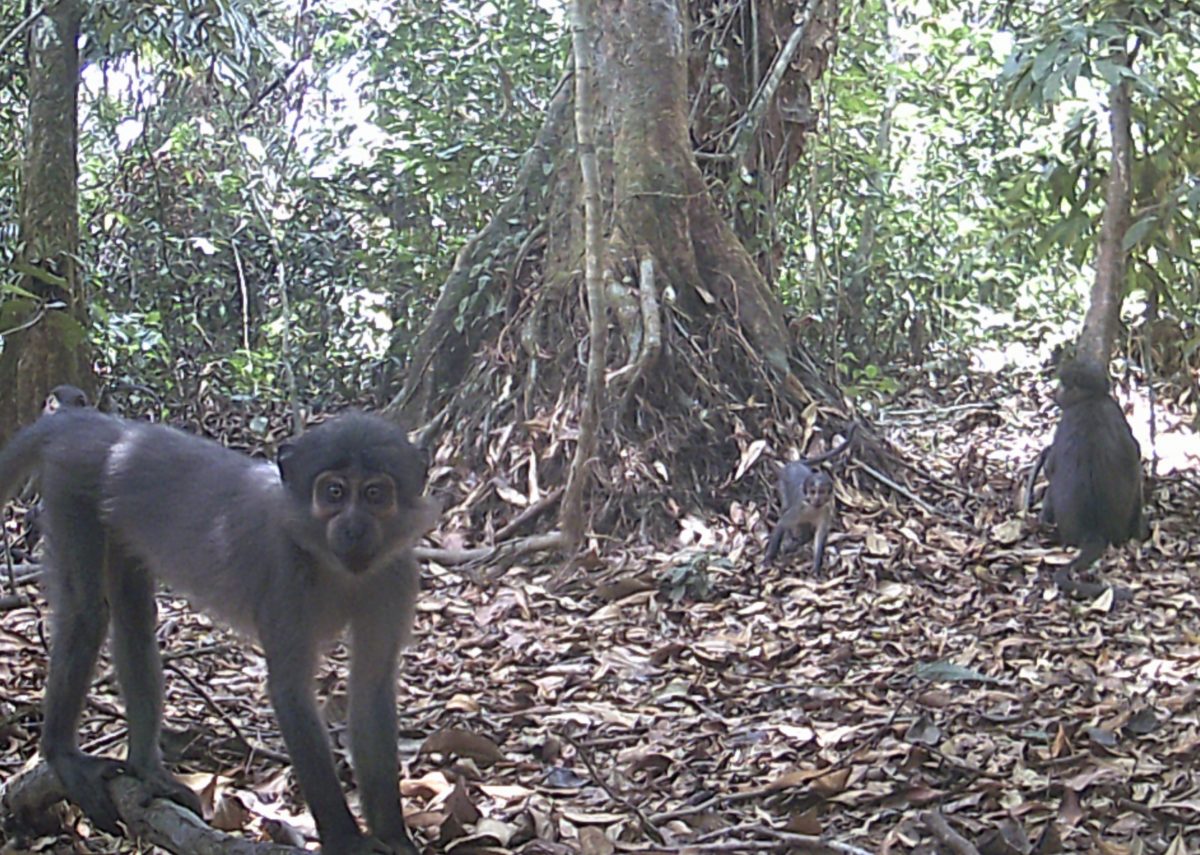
(106, 551, 202, 817)
(40, 507, 127, 834)
(763, 526, 787, 564)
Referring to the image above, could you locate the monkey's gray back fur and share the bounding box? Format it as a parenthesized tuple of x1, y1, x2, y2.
(0, 409, 419, 638)
(1045, 383, 1144, 548)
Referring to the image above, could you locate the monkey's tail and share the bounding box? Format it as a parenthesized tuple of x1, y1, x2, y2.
(1052, 537, 1108, 599)
(0, 419, 52, 505)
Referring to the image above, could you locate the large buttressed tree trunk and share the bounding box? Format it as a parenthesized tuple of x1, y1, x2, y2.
(395, 0, 838, 538)
(0, 0, 90, 443)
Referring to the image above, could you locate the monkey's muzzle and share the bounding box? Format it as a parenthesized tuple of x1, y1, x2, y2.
(328, 516, 380, 574)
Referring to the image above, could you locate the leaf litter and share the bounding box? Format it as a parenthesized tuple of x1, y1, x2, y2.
(1, 369, 1199, 853)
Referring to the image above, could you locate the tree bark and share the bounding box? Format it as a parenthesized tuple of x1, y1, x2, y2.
(0, 0, 91, 443)
(1078, 9, 1133, 368)
(390, 0, 841, 541)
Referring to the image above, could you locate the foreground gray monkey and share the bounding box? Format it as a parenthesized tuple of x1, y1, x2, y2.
(0, 409, 439, 854)
(1026, 359, 1146, 597)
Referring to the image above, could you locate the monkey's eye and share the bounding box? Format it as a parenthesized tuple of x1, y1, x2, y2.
(362, 481, 393, 507)
(322, 481, 347, 504)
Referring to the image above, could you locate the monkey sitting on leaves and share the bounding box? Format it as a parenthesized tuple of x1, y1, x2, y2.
(1025, 358, 1147, 599)
(764, 424, 857, 574)
(0, 408, 439, 855)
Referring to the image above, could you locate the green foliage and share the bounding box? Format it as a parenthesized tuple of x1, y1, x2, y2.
(0, 4, 28, 291)
(785, 0, 1200, 386)
(68, 0, 563, 406)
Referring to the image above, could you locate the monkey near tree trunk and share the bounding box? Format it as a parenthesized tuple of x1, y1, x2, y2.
(1031, 359, 1146, 597)
(763, 425, 857, 574)
(43, 384, 89, 414)
(20, 384, 91, 552)
(763, 462, 834, 572)
(0, 409, 438, 855)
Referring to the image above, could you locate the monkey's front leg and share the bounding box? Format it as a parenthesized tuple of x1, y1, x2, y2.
(349, 613, 418, 855)
(265, 644, 388, 855)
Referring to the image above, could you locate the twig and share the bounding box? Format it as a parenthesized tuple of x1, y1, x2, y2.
(560, 731, 665, 845)
(0, 594, 30, 611)
(628, 829, 874, 855)
(415, 531, 566, 574)
(884, 401, 999, 418)
(166, 663, 289, 766)
(856, 460, 953, 519)
(1, 763, 302, 855)
(494, 486, 564, 540)
(728, 1, 818, 166)
(922, 811, 979, 855)
(0, 4, 46, 89)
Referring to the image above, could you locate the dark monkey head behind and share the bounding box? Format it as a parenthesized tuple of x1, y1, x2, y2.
(44, 384, 89, 414)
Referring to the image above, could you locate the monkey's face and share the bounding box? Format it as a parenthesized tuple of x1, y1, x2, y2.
(804, 473, 834, 508)
(278, 412, 439, 575)
(311, 470, 399, 573)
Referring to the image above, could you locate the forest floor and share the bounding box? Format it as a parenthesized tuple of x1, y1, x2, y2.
(2, 365, 1199, 855)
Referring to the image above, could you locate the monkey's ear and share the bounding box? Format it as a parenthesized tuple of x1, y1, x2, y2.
(277, 441, 297, 485)
(414, 440, 432, 482)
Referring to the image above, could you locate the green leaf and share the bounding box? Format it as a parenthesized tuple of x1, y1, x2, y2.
(1121, 216, 1157, 251)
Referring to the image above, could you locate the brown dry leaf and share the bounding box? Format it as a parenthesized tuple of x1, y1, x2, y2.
(733, 439, 768, 482)
(810, 766, 852, 796)
(1165, 833, 1189, 855)
(783, 808, 823, 835)
(577, 825, 615, 855)
(419, 728, 506, 765)
(209, 792, 251, 832)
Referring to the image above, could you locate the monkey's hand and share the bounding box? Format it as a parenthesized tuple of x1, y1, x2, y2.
(321, 833, 419, 855)
(378, 831, 421, 855)
(48, 752, 129, 835)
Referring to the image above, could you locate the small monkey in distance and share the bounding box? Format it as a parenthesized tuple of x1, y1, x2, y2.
(764, 424, 857, 573)
(0, 408, 439, 855)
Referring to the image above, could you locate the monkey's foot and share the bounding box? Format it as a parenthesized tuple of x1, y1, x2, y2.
(131, 765, 203, 817)
(48, 753, 128, 835)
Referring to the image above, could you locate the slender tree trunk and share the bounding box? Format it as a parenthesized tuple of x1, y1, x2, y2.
(0, 0, 90, 442)
(560, 0, 607, 547)
(1078, 8, 1133, 367)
